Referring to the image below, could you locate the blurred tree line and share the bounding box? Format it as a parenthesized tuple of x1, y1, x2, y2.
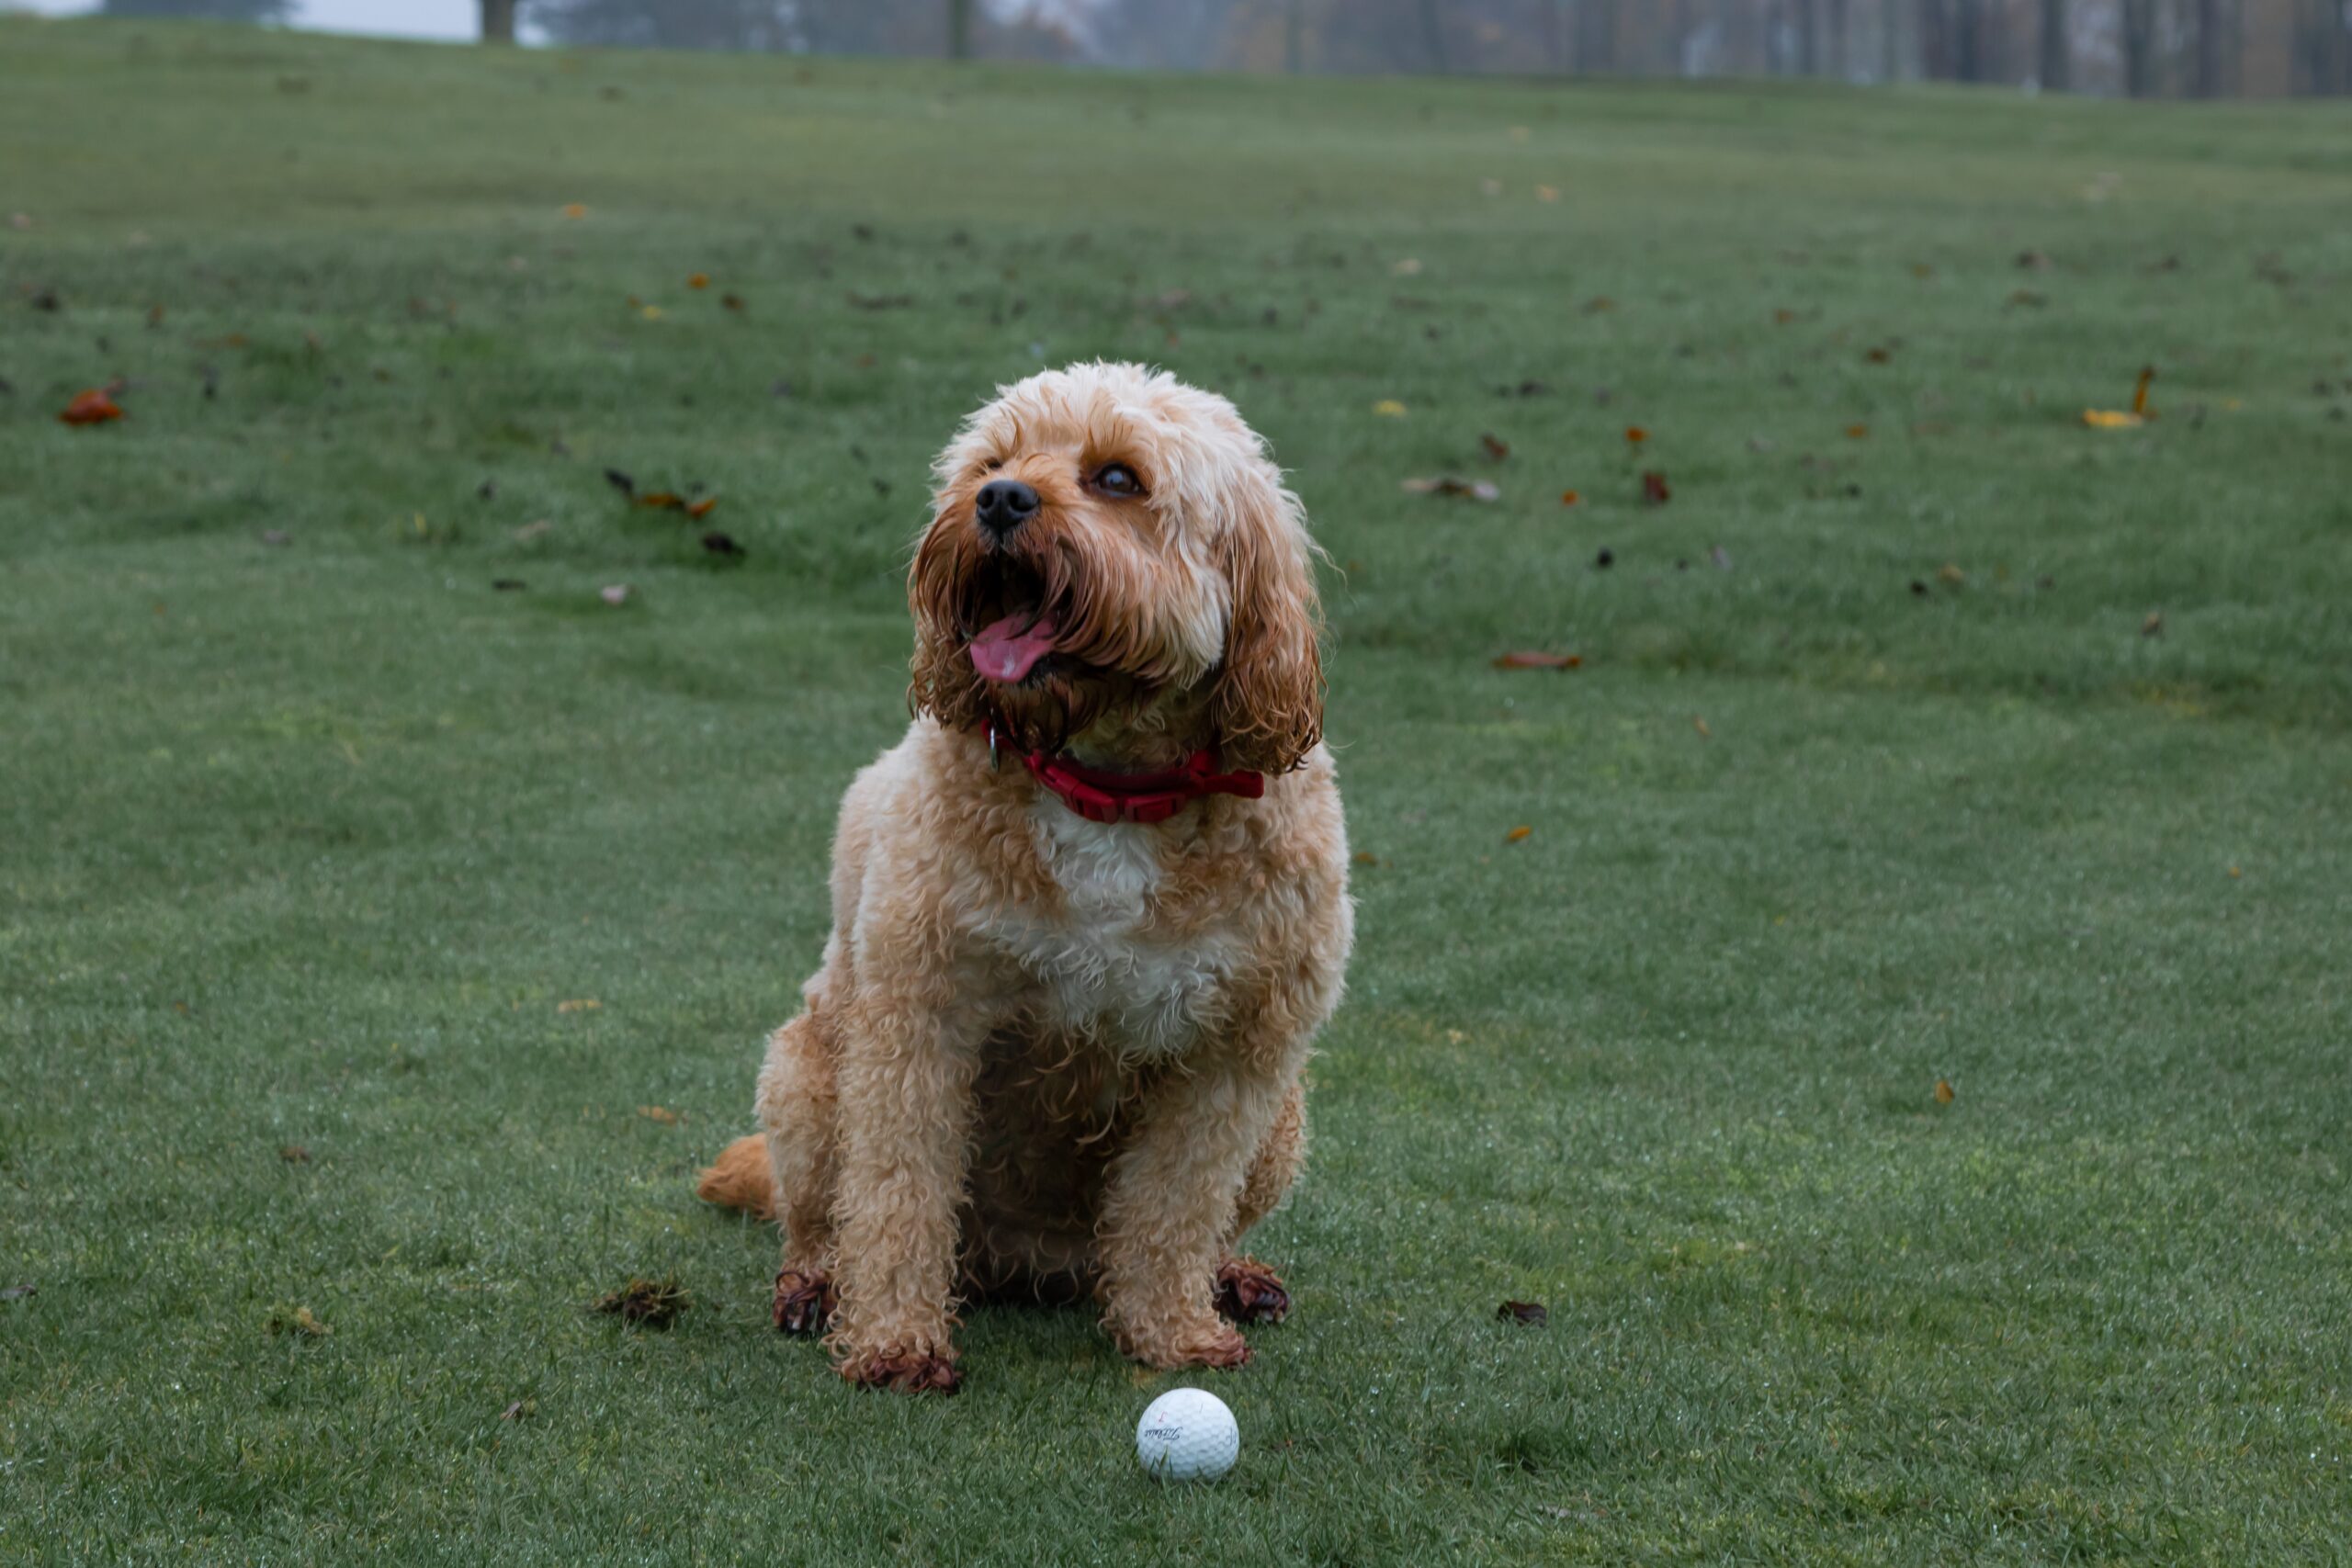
(96, 0, 2352, 95)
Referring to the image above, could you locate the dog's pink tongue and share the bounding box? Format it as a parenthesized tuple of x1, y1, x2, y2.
(968, 612, 1058, 683)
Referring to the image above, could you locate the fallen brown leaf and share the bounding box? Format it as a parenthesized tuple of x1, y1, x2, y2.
(1479, 432, 1510, 461)
(687, 273, 709, 289)
(1692, 716, 1712, 739)
(270, 1306, 331, 1337)
(2142, 610, 2164, 637)
(1559, 489, 1581, 507)
(1936, 563, 1966, 586)
(1492, 650, 1580, 670)
(1352, 851, 1380, 867)
(1401, 477, 1499, 502)
(684, 497, 718, 520)
(279, 1145, 311, 1164)
(637, 1105, 679, 1125)
(1934, 1078, 1955, 1106)
(1505, 825, 1532, 843)
(699, 530, 743, 556)
(1641, 470, 1671, 506)
(1496, 1300, 1548, 1326)
(557, 998, 602, 1013)
(59, 389, 124, 426)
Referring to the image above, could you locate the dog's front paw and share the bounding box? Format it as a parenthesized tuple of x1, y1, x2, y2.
(1120, 1317, 1252, 1371)
(839, 1348, 963, 1395)
(772, 1267, 837, 1337)
(1213, 1258, 1290, 1325)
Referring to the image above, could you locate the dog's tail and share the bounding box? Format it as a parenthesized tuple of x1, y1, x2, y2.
(695, 1134, 778, 1221)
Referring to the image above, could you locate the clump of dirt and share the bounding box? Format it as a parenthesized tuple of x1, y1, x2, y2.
(592, 1277, 690, 1329)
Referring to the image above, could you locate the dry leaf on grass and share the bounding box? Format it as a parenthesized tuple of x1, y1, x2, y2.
(638, 1105, 679, 1125)
(1505, 826, 1532, 843)
(593, 1277, 689, 1328)
(1559, 489, 1581, 507)
(59, 389, 124, 425)
(2082, 409, 2144, 429)
(1692, 716, 1712, 739)
(270, 1306, 331, 1337)
(2142, 611, 2165, 637)
(557, 998, 602, 1013)
(1401, 477, 1499, 502)
(279, 1145, 311, 1164)
(1641, 470, 1672, 506)
(1479, 432, 1510, 461)
(1497, 1300, 1548, 1326)
(1372, 399, 1408, 417)
(1935, 1078, 1956, 1105)
(1492, 650, 1581, 670)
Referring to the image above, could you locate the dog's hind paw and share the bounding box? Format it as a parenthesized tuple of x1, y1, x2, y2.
(1214, 1258, 1290, 1325)
(841, 1349, 962, 1395)
(772, 1268, 837, 1337)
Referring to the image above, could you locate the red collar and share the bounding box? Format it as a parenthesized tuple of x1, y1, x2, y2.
(984, 720, 1263, 826)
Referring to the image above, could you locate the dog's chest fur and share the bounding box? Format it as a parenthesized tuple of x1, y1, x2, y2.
(983, 799, 1238, 1058)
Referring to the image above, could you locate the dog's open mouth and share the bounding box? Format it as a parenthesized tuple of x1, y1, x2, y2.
(965, 558, 1065, 685)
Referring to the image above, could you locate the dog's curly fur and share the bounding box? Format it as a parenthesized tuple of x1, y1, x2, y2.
(698, 363, 1352, 1392)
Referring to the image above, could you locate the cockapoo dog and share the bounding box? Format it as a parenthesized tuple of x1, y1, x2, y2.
(698, 362, 1352, 1393)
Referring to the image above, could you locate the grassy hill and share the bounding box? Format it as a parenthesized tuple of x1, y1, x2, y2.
(2, 17, 2348, 1562)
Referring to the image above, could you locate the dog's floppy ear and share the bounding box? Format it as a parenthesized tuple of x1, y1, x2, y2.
(1209, 473, 1324, 775)
(907, 511, 988, 734)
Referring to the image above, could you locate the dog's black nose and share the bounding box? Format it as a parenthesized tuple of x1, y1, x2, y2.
(975, 479, 1040, 538)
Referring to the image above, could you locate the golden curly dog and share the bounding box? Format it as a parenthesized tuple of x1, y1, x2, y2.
(698, 362, 1352, 1393)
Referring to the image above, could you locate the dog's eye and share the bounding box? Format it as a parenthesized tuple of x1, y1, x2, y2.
(1093, 463, 1143, 497)
(980, 457, 1005, 474)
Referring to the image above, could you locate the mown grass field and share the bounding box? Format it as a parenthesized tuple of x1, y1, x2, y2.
(3, 16, 2349, 1562)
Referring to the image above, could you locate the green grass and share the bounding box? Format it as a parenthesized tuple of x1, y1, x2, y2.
(4, 15, 2350, 1562)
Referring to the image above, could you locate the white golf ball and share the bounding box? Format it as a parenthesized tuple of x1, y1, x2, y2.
(1135, 1387, 1239, 1483)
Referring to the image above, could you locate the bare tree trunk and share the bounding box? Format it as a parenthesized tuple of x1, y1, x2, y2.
(480, 0, 514, 44)
(2121, 0, 2156, 95)
(1419, 0, 1449, 72)
(2195, 0, 2224, 95)
(1952, 0, 1982, 79)
(947, 0, 975, 59)
(1577, 0, 1618, 71)
(2038, 0, 2067, 87)
(1918, 0, 1951, 78)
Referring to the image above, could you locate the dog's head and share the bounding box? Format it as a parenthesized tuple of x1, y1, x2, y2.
(910, 362, 1323, 773)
